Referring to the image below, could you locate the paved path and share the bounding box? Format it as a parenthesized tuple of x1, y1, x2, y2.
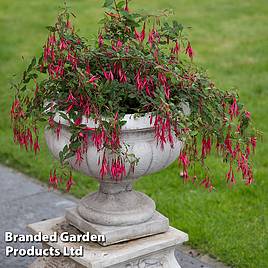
(0, 164, 224, 268)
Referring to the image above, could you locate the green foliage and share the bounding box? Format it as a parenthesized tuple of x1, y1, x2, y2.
(10, 0, 257, 189)
(1, 0, 267, 267)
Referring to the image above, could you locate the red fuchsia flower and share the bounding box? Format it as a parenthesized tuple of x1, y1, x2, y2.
(49, 169, 59, 189)
(67, 52, 78, 70)
(92, 128, 107, 150)
(154, 115, 167, 149)
(135, 70, 144, 91)
(144, 77, 154, 97)
(26, 128, 33, 150)
(48, 116, 55, 128)
(166, 116, 174, 147)
(164, 84, 170, 99)
(79, 132, 89, 154)
(66, 173, 74, 192)
(66, 104, 74, 114)
(134, 23, 146, 43)
(124, 45, 130, 54)
(54, 59, 65, 78)
(158, 72, 166, 85)
(43, 44, 51, 63)
(201, 136, 212, 159)
(245, 111, 251, 119)
(39, 61, 44, 72)
(185, 41, 194, 60)
(74, 117, 82, 126)
(112, 39, 123, 51)
(17, 130, 28, 151)
(145, 82, 151, 96)
(148, 29, 160, 48)
(49, 33, 56, 46)
(201, 177, 214, 191)
(14, 130, 23, 148)
(237, 154, 253, 184)
(158, 72, 170, 99)
(232, 142, 241, 159)
(10, 99, 22, 120)
(224, 133, 233, 155)
(88, 75, 98, 87)
(149, 77, 155, 96)
(56, 121, 62, 140)
(226, 165, 236, 184)
(250, 136, 257, 152)
(84, 102, 91, 118)
(100, 154, 109, 179)
(75, 147, 83, 165)
(66, 19, 72, 29)
(98, 33, 104, 47)
(229, 98, 239, 120)
(119, 70, 127, 83)
(178, 152, 190, 180)
(86, 64, 91, 76)
(124, 0, 129, 12)
(59, 38, 68, 50)
(67, 91, 76, 103)
(245, 144, 251, 158)
(51, 48, 55, 61)
(34, 137, 40, 154)
(83, 127, 95, 132)
(103, 69, 114, 81)
(153, 49, 159, 63)
(111, 130, 120, 148)
(110, 158, 126, 180)
(236, 124, 241, 133)
(173, 40, 180, 55)
(48, 63, 55, 78)
(148, 30, 155, 47)
(245, 174, 254, 185)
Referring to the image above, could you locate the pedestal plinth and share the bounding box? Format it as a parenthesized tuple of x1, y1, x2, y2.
(27, 217, 188, 268)
(66, 207, 169, 246)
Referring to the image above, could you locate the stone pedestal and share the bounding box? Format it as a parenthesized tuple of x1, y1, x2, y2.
(65, 181, 170, 246)
(66, 208, 169, 246)
(27, 217, 188, 268)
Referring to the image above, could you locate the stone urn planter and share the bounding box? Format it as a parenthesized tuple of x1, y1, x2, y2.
(45, 113, 183, 245)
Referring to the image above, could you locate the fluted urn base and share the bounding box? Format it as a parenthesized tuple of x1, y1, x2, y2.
(66, 179, 169, 246)
(77, 180, 156, 226)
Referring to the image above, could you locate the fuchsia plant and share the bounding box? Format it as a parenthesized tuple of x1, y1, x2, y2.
(11, 0, 258, 191)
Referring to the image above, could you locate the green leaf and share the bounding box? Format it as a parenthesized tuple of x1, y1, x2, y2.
(45, 26, 56, 32)
(117, 1, 125, 9)
(27, 57, 36, 73)
(20, 85, 27, 92)
(103, 0, 114, 8)
(190, 130, 199, 137)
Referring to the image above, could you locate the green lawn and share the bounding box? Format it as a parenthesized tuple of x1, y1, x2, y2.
(0, 0, 267, 267)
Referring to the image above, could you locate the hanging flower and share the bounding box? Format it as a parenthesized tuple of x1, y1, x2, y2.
(185, 41, 194, 60)
(98, 33, 104, 47)
(134, 23, 146, 43)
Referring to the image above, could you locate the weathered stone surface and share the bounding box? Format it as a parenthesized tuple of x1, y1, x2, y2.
(66, 208, 169, 246)
(45, 114, 183, 230)
(47, 113, 183, 180)
(0, 164, 221, 268)
(27, 217, 188, 268)
(77, 181, 156, 226)
(29, 256, 83, 268)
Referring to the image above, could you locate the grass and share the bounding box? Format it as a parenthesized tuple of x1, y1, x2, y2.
(0, 0, 267, 267)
